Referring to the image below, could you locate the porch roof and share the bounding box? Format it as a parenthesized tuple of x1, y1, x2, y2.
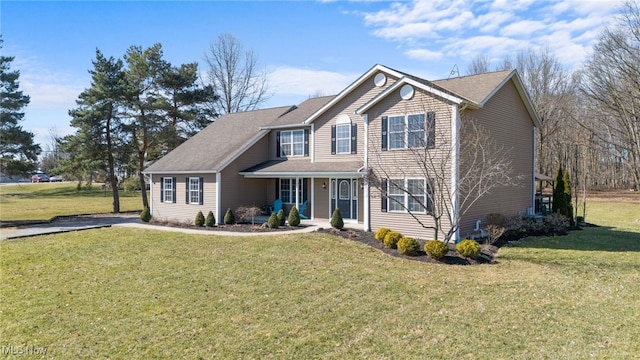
(239, 160, 364, 178)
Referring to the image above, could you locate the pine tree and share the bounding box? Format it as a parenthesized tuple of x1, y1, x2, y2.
(205, 211, 215, 227)
(288, 205, 300, 227)
(552, 165, 565, 215)
(563, 170, 574, 225)
(223, 208, 235, 225)
(330, 208, 344, 230)
(0, 37, 41, 176)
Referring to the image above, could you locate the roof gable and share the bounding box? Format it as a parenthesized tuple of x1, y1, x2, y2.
(302, 64, 404, 125)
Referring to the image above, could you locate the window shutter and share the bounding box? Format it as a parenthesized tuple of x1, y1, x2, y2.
(276, 131, 281, 158)
(351, 123, 357, 154)
(427, 112, 436, 149)
(172, 177, 176, 203)
(160, 177, 164, 202)
(381, 179, 388, 212)
(331, 125, 336, 155)
(199, 177, 204, 205)
(304, 129, 309, 157)
(381, 116, 388, 151)
(185, 178, 189, 204)
(302, 178, 308, 202)
(275, 179, 280, 200)
(426, 179, 434, 213)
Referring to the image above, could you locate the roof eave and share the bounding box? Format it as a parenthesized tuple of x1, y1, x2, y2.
(240, 171, 365, 178)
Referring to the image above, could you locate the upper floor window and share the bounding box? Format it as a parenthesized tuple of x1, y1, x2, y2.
(277, 129, 309, 157)
(331, 123, 357, 155)
(382, 112, 435, 150)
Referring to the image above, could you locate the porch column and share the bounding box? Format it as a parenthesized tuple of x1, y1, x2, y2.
(295, 176, 300, 209)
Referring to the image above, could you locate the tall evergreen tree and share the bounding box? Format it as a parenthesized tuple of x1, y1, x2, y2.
(156, 62, 217, 155)
(563, 169, 574, 225)
(123, 43, 169, 209)
(0, 37, 41, 176)
(65, 49, 127, 212)
(552, 165, 566, 215)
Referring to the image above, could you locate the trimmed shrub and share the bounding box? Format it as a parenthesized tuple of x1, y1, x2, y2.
(330, 208, 344, 230)
(140, 207, 151, 223)
(195, 211, 205, 227)
(383, 231, 403, 249)
(267, 213, 279, 229)
(288, 205, 300, 226)
(276, 209, 286, 226)
(456, 239, 480, 258)
(223, 208, 235, 225)
(374, 227, 391, 242)
(424, 240, 448, 259)
(205, 211, 215, 227)
(397, 236, 420, 255)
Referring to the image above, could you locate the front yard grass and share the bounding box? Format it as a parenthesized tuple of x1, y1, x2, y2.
(2, 198, 639, 359)
(0, 183, 143, 222)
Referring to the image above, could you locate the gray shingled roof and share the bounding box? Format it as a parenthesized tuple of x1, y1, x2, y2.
(267, 95, 335, 128)
(240, 159, 363, 176)
(432, 70, 513, 105)
(144, 106, 294, 173)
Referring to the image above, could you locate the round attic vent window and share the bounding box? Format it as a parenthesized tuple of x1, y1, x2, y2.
(400, 84, 414, 100)
(374, 73, 386, 87)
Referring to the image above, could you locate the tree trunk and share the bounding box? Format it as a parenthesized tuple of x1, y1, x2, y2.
(105, 105, 120, 213)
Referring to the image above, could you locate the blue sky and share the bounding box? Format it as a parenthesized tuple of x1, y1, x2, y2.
(1, 0, 619, 150)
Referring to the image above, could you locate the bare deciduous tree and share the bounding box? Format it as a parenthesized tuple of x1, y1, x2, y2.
(580, 0, 640, 190)
(204, 33, 271, 114)
(367, 102, 522, 242)
(466, 54, 492, 75)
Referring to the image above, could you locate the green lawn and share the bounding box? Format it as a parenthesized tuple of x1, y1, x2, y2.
(1, 200, 639, 359)
(0, 183, 144, 221)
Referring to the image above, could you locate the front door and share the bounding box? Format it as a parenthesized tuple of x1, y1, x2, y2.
(331, 179, 357, 220)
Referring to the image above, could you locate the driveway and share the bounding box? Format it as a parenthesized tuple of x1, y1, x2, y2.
(0, 213, 141, 240)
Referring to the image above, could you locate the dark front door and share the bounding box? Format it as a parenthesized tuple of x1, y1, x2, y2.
(337, 179, 352, 219)
(331, 179, 357, 220)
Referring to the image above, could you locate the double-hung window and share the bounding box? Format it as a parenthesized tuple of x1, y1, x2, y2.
(161, 177, 175, 203)
(384, 178, 431, 214)
(336, 124, 351, 154)
(383, 112, 435, 150)
(188, 177, 201, 204)
(280, 130, 305, 157)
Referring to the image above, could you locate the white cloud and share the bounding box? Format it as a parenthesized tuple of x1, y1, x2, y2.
(405, 48, 443, 61)
(353, 0, 619, 71)
(268, 66, 359, 97)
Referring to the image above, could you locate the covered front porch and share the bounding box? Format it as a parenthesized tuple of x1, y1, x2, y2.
(239, 160, 368, 227)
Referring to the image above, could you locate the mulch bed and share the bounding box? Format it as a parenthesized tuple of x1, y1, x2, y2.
(148, 219, 309, 233)
(314, 227, 498, 265)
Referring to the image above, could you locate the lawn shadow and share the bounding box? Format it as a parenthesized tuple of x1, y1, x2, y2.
(507, 224, 640, 252)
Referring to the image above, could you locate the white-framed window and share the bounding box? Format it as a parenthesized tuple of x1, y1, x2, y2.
(388, 116, 405, 150)
(384, 112, 434, 150)
(188, 177, 200, 204)
(162, 177, 174, 203)
(280, 130, 305, 157)
(336, 124, 351, 154)
(280, 178, 303, 204)
(386, 178, 430, 214)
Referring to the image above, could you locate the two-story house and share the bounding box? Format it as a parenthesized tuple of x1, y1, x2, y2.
(143, 64, 540, 240)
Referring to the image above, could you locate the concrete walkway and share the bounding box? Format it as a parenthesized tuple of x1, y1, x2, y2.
(0, 213, 142, 240)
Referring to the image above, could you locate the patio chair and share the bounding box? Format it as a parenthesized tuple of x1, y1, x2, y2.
(269, 199, 283, 214)
(298, 200, 309, 219)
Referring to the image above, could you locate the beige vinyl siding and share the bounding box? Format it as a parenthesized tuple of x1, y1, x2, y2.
(366, 89, 455, 239)
(313, 178, 330, 219)
(313, 73, 399, 163)
(220, 136, 271, 213)
(151, 173, 217, 223)
(458, 79, 535, 237)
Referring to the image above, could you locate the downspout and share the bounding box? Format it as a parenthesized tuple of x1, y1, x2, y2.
(532, 126, 536, 214)
(363, 114, 370, 232)
(149, 174, 154, 216)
